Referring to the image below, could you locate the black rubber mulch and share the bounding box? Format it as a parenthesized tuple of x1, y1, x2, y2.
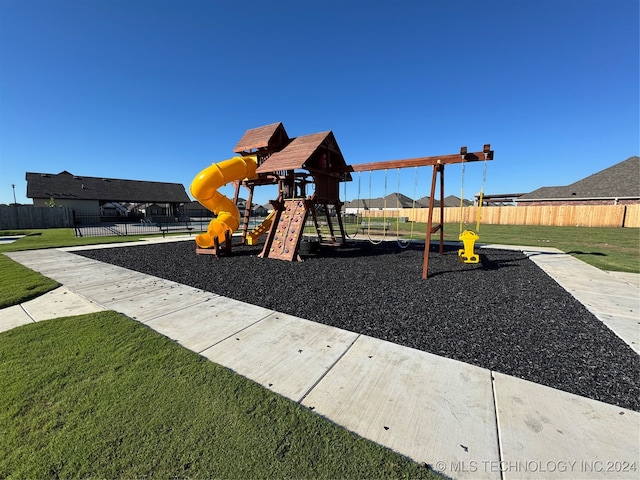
(76, 240, 640, 411)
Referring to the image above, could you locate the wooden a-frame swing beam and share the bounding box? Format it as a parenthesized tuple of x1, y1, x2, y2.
(347, 145, 493, 172)
(344, 145, 494, 279)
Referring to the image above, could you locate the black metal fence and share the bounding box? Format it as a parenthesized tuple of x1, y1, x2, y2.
(72, 211, 365, 239)
(73, 213, 214, 238)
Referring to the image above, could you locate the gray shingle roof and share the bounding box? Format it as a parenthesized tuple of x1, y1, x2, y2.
(441, 195, 473, 207)
(344, 193, 439, 209)
(416, 195, 471, 208)
(518, 156, 640, 201)
(26, 171, 190, 203)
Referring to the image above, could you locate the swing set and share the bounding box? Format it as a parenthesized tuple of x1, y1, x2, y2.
(347, 167, 418, 248)
(346, 144, 493, 279)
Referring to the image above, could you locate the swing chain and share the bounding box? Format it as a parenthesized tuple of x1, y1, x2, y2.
(410, 166, 418, 238)
(459, 157, 466, 235)
(366, 170, 384, 245)
(396, 167, 418, 248)
(396, 167, 402, 233)
(476, 157, 488, 232)
(357, 171, 362, 213)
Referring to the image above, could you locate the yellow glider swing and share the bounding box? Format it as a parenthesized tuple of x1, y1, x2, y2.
(458, 150, 488, 264)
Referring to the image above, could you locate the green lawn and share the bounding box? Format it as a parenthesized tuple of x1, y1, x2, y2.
(0, 312, 436, 479)
(0, 228, 153, 253)
(0, 255, 60, 308)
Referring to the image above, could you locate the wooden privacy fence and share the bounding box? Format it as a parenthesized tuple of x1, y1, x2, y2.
(0, 206, 75, 229)
(361, 204, 640, 228)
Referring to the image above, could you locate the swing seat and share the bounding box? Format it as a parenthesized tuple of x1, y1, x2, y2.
(458, 230, 480, 264)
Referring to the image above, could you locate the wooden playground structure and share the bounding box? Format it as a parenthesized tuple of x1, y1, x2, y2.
(191, 122, 493, 278)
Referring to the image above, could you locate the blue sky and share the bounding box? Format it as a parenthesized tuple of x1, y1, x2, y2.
(1, 0, 638, 207)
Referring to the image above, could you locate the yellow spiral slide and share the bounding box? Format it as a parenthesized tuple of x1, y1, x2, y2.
(190, 155, 258, 248)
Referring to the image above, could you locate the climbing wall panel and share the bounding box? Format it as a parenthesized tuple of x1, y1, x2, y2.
(266, 200, 307, 261)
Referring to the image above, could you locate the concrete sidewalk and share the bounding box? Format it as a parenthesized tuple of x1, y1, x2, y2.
(1, 238, 638, 480)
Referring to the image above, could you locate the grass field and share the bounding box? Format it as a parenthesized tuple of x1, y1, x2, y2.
(0, 228, 150, 253)
(0, 255, 60, 308)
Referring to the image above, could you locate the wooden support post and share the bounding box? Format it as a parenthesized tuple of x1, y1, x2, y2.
(241, 184, 254, 245)
(195, 229, 233, 258)
(309, 201, 322, 243)
(334, 202, 347, 245)
(422, 164, 443, 279)
(439, 161, 445, 254)
(324, 203, 337, 245)
(258, 197, 283, 258)
(232, 180, 241, 204)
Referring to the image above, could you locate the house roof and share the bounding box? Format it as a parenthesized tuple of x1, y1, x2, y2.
(344, 194, 474, 209)
(440, 195, 473, 208)
(518, 156, 640, 201)
(233, 122, 290, 154)
(255, 131, 348, 174)
(26, 171, 191, 203)
(344, 193, 437, 209)
(415, 195, 472, 208)
(383, 193, 420, 208)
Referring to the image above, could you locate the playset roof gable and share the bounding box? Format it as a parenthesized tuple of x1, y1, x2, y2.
(233, 122, 290, 153)
(255, 130, 348, 174)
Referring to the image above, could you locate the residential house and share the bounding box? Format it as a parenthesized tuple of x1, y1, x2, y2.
(26, 171, 191, 216)
(516, 156, 639, 206)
